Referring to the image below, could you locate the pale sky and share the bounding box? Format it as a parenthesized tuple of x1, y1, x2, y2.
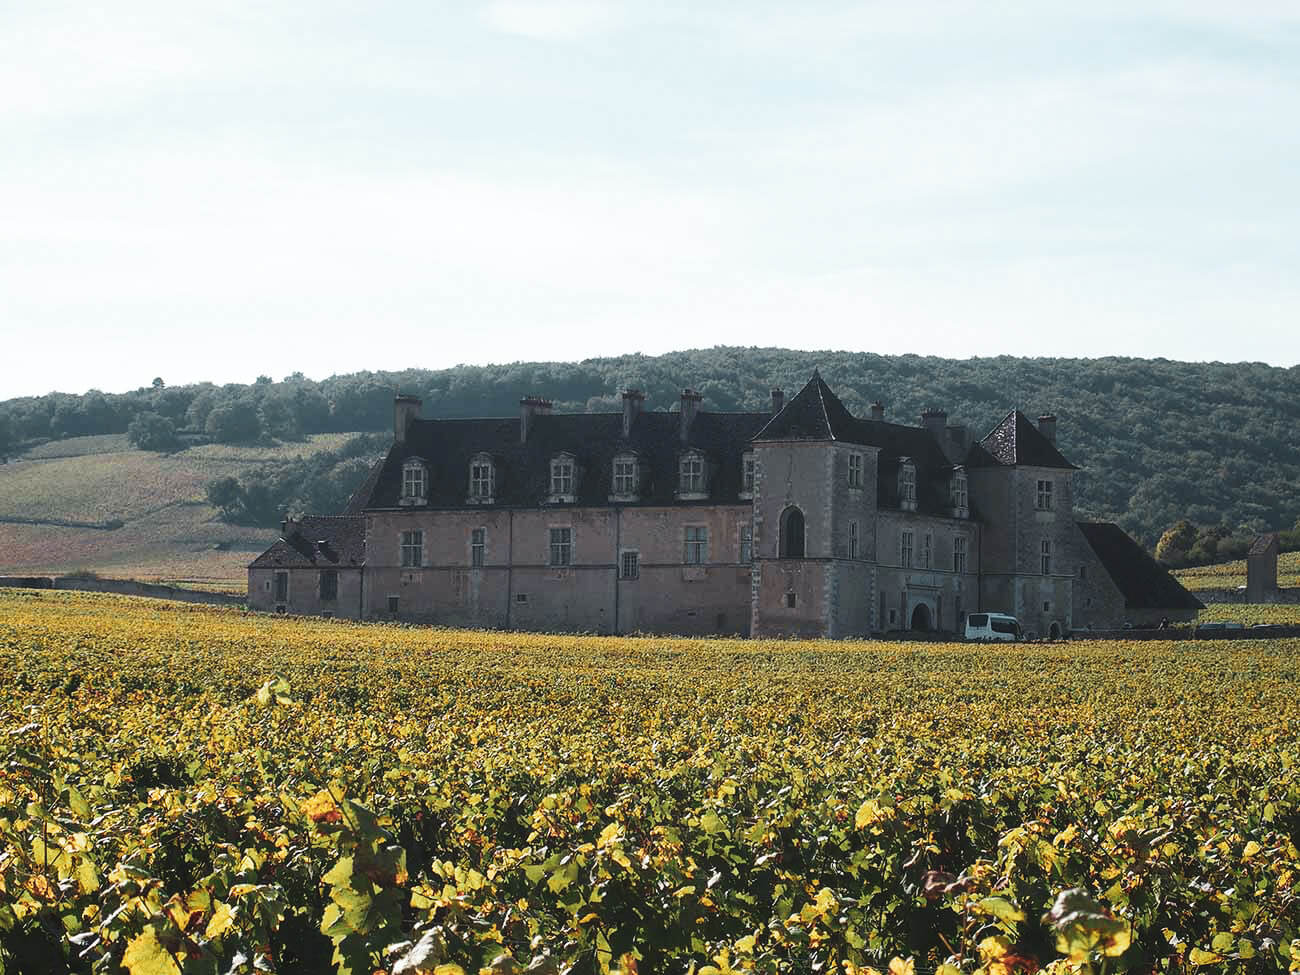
(3, 1, 1299, 398)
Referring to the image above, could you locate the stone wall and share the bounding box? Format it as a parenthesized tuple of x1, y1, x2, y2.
(0, 576, 244, 606)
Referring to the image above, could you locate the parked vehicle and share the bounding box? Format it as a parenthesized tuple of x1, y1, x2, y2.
(1196, 621, 1245, 634)
(965, 613, 1021, 642)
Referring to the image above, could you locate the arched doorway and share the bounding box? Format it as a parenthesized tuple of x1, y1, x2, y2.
(910, 603, 931, 632)
(1048, 621, 1062, 639)
(779, 506, 805, 558)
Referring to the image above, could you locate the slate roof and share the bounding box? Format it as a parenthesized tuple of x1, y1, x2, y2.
(1076, 522, 1204, 611)
(969, 411, 1077, 470)
(1249, 532, 1279, 557)
(357, 408, 771, 509)
(248, 516, 366, 570)
(754, 373, 970, 517)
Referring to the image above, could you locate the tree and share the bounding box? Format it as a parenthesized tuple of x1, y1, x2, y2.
(152, 377, 165, 389)
(1155, 520, 1198, 566)
(205, 400, 263, 443)
(126, 411, 179, 452)
(206, 477, 242, 520)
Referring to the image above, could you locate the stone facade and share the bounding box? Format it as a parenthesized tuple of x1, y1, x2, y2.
(249, 373, 1201, 637)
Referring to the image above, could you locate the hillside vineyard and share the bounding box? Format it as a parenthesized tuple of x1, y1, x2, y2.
(248, 372, 1200, 636)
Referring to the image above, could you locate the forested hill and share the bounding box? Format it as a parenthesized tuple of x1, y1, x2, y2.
(2, 348, 1297, 547)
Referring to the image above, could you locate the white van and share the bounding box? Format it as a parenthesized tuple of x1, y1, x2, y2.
(964, 613, 1021, 642)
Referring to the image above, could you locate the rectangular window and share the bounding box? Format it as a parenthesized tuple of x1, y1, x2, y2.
(921, 533, 932, 569)
(470, 527, 485, 568)
(551, 460, 574, 497)
(400, 530, 423, 568)
(900, 530, 913, 567)
(848, 454, 863, 488)
(470, 462, 493, 499)
(680, 455, 704, 494)
(684, 525, 708, 564)
(1036, 479, 1054, 510)
(274, 571, 288, 602)
(952, 473, 968, 510)
(742, 455, 756, 493)
(1041, 538, 1052, 574)
(319, 569, 338, 601)
(739, 523, 753, 563)
(785, 591, 797, 608)
(899, 463, 917, 509)
(953, 536, 967, 574)
(387, 595, 399, 615)
(613, 457, 637, 495)
(848, 521, 859, 559)
(620, 550, 639, 580)
(402, 465, 426, 499)
(549, 526, 572, 566)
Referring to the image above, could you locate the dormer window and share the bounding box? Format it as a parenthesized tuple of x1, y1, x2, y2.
(950, 468, 969, 518)
(677, 450, 707, 499)
(549, 453, 577, 503)
(611, 453, 639, 501)
(898, 458, 917, 512)
(740, 452, 756, 498)
(401, 458, 428, 505)
(468, 453, 496, 504)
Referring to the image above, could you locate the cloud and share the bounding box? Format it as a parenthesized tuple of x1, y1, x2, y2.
(480, 1, 623, 40)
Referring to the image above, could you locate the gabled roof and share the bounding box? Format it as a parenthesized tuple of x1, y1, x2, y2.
(970, 411, 1077, 469)
(248, 516, 366, 570)
(356, 408, 771, 510)
(1077, 521, 1204, 611)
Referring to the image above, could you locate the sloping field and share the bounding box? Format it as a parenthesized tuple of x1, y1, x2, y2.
(2, 589, 1297, 973)
(0, 433, 360, 584)
(1174, 550, 1300, 592)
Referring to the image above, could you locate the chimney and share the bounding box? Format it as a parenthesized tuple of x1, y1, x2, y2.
(943, 424, 971, 463)
(771, 389, 785, 414)
(679, 388, 702, 442)
(519, 395, 552, 443)
(870, 401, 885, 421)
(1037, 414, 1057, 444)
(621, 389, 645, 438)
(921, 408, 947, 441)
(394, 394, 422, 444)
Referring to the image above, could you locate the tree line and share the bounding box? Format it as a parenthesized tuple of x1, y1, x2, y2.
(2, 349, 1297, 552)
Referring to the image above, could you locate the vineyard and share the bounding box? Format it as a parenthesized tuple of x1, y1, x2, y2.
(1, 590, 1298, 975)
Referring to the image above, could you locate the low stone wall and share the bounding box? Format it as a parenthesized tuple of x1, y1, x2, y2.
(1084, 625, 1300, 640)
(1194, 586, 1300, 605)
(0, 576, 244, 607)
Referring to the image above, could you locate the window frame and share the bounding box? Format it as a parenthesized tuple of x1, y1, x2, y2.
(318, 568, 338, 602)
(951, 469, 968, 514)
(401, 458, 428, 504)
(470, 527, 486, 568)
(400, 530, 424, 568)
(549, 525, 573, 567)
(1036, 479, 1054, 511)
(953, 535, 968, 574)
(847, 453, 864, 489)
(468, 454, 495, 503)
(848, 520, 859, 560)
(921, 532, 932, 569)
(1041, 538, 1052, 575)
(900, 529, 914, 568)
(549, 453, 577, 502)
(739, 522, 753, 563)
(898, 459, 917, 511)
(620, 550, 639, 580)
(741, 452, 756, 497)
(677, 450, 707, 498)
(684, 524, 709, 565)
(611, 453, 639, 499)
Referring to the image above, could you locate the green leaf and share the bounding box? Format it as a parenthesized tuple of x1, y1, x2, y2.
(123, 928, 181, 975)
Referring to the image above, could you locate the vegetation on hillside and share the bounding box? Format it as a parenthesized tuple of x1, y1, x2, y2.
(2, 590, 1298, 973)
(1156, 519, 1300, 570)
(2, 350, 1297, 545)
(1176, 551, 1300, 593)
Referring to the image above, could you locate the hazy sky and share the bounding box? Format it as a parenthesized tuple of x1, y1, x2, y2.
(3, 1, 1299, 398)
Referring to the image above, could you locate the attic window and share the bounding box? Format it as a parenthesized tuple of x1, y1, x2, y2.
(549, 454, 576, 502)
(678, 450, 707, 499)
(468, 453, 495, 504)
(611, 453, 639, 500)
(898, 459, 917, 512)
(401, 458, 428, 505)
(950, 469, 968, 517)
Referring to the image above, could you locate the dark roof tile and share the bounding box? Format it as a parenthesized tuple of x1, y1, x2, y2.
(248, 516, 366, 569)
(971, 411, 1077, 469)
